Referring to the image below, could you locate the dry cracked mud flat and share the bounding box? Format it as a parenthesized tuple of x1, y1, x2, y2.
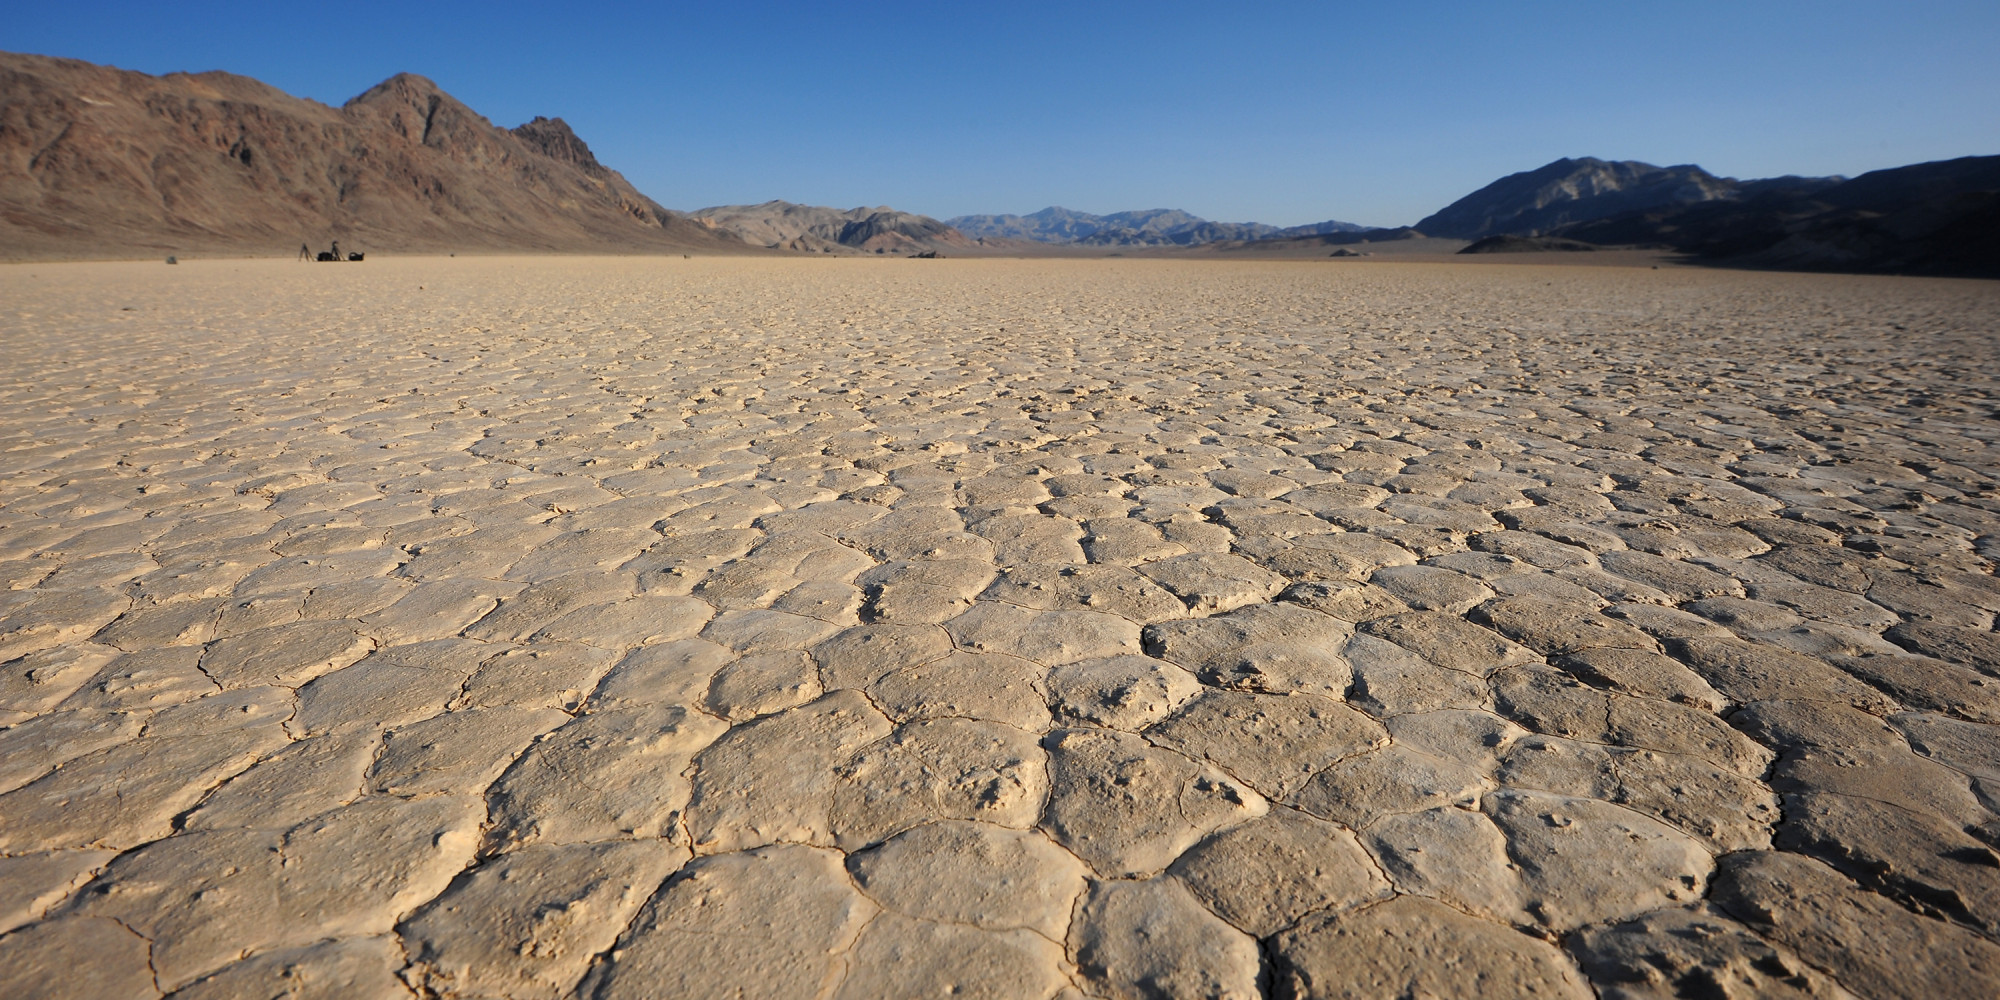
(1, 256, 1998, 999)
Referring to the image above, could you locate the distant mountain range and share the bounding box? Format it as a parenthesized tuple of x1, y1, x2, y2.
(689, 201, 973, 254)
(947, 207, 1368, 246)
(2, 51, 1992, 275)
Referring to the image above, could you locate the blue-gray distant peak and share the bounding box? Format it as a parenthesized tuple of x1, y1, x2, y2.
(947, 207, 1366, 246)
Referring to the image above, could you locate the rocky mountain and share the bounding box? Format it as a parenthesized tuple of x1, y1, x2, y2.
(1076, 209, 1239, 245)
(1414, 157, 1842, 240)
(947, 206, 1366, 246)
(946, 207, 1101, 243)
(0, 51, 746, 258)
(1272, 219, 1377, 239)
(688, 201, 974, 254)
(1557, 155, 2000, 277)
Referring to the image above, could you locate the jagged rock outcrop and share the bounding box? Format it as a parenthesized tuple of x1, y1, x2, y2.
(509, 116, 603, 175)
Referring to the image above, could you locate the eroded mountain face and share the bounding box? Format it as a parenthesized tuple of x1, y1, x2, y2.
(0, 52, 742, 257)
(690, 200, 977, 254)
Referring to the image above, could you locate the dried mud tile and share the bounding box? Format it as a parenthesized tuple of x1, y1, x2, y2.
(368, 706, 569, 797)
(0, 849, 117, 935)
(683, 690, 892, 853)
(0, 726, 287, 853)
(1147, 689, 1386, 799)
(812, 622, 956, 690)
(866, 649, 1052, 730)
(1341, 633, 1492, 716)
(1665, 637, 1897, 712)
(1070, 877, 1262, 1000)
(586, 845, 874, 1000)
(166, 937, 410, 1000)
(1137, 552, 1286, 614)
(847, 820, 1086, 938)
(1711, 851, 2000, 1000)
(945, 602, 1142, 666)
(1472, 595, 1661, 656)
(1552, 646, 1727, 711)
(73, 796, 481, 990)
(199, 620, 373, 689)
(1293, 743, 1491, 829)
(1170, 807, 1391, 937)
(1277, 578, 1411, 622)
(1567, 906, 1852, 1000)
(462, 570, 637, 642)
(401, 841, 687, 1000)
(1370, 564, 1495, 614)
(0, 709, 145, 794)
(0, 915, 160, 1000)
(1357, 611, 1536, 678)
(981, 563, 1186, 624)
(181, 726, 381, 831)
(1774, 789, 2000, 933)
(456, 642, 619, 711)
(828, 717, 1047, 850)
(1274, 895, 1592, 1000)
(1040, 727, 1265, 878)
(1484, 789, 1711, 932)
(0, 642, 122, 716)
(1047, 654, 1200, 731)
(834, 912, 1071, 1000)
(484, 704, 725, 851)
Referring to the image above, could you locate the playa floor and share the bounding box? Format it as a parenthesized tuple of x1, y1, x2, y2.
(3, 256, 1998, 999)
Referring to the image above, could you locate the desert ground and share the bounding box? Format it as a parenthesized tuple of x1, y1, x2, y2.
(1, 256, 1998, 999)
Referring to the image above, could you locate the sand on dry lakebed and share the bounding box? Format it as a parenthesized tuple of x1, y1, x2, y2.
(1, 255, 1998, 999)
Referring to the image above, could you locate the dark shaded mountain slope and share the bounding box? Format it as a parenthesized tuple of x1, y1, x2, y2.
(1414, 157, 1793, 239)
(1560, 156, 2000, 277)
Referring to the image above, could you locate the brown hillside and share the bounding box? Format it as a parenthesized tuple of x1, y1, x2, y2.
(0, 52, 748, 258)
(690, 200, 978, 255)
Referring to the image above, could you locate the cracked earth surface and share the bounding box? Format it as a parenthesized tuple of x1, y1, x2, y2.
(1, 256, 1998, 999)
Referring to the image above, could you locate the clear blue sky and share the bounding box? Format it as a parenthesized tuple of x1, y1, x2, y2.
(9, 2, 1997, 227)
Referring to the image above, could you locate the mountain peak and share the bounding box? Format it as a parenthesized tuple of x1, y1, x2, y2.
(339, 72, 493, 148)
(512, 116, 602, 172)
(343, 72, 449, 107)
(1415, 157, 1735, 238)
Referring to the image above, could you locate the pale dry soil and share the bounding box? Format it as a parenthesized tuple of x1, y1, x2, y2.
(2, 256, 1999, 1000)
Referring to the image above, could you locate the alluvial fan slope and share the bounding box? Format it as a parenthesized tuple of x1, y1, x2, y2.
(1, 257, 1998, 999)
